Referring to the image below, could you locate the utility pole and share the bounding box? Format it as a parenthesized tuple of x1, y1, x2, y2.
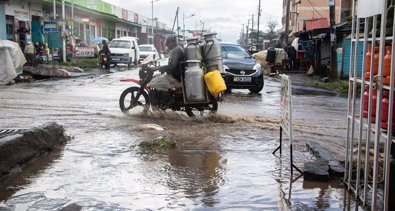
(256, 0, 261, 50)
(329, 0, 338, 80)
(71, 0, 74, 35)
(284, 0, 290, 45)
(246, 19, 250, 47)
(251, 14, 254, 48)
(241, 24, 245, 46)
(62, 0, 66, 62)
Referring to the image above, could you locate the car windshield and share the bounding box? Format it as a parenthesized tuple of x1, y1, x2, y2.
(110, 40, 131, 48)
(139, 46, 153, 51)
(221, 45, 251, 59)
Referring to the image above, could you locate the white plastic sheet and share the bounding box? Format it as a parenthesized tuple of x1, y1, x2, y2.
(148, 72, 181, 91)
(0, 40, 26, 85)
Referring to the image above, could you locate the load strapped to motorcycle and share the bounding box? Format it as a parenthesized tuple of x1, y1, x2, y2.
(119, 32, 227, 117)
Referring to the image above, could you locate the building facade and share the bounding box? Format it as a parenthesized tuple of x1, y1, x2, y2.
(0, 0, 172, 53)
(282, 0, 352, 33)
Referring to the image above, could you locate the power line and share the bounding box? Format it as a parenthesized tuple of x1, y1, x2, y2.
(306, 0, 324, 18)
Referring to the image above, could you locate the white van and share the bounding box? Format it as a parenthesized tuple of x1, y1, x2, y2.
(109, 37, 140, 68)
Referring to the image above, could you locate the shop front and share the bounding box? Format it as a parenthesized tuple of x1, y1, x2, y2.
(3, 1, 43, 46)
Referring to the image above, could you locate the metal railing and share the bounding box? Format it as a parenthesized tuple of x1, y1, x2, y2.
(344, 0, 394, 210)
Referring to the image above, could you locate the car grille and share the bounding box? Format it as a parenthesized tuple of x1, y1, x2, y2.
(226, 69, 256, 75)
(111, 53, 124, 57)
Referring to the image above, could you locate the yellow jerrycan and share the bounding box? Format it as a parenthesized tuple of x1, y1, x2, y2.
(204, 70, 227, 95)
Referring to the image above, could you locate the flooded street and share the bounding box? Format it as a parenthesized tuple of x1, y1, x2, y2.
(0, 69, 361, 210)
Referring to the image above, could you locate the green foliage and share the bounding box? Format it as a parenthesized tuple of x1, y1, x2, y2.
(139, 137, 176, 151)
(305, 80, 359, 95)
(61, 58, 98, 69)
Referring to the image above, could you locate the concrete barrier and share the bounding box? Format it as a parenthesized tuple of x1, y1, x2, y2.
(0, 122, 69, 177)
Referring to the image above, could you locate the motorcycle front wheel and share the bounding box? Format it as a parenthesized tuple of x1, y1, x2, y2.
(119, 87, 150, 114)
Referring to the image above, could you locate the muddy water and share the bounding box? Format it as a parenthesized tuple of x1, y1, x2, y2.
(0, 69, 361, 210)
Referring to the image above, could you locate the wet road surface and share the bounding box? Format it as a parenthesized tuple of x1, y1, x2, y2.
(0, 68, 362, 210)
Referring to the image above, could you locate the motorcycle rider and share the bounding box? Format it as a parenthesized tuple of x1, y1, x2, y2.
(98, 40, 111, 70)
(148, 36, 185, 108)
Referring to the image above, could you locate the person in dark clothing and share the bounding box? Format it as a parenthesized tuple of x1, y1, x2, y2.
(17, 22, 29, 50)
(285, 44, 297, 71)
(148, 36, 185, 108)
(159, 36, 185, 82)
(98, 40, 111, 70)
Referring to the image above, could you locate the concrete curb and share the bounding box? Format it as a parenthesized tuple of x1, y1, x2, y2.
(0, 122, 69, 177)
(305, 141, 345, 180)
(270, 75, 337, 96)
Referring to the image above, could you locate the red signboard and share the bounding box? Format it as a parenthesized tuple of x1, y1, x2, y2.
(304, 18, 328, 31)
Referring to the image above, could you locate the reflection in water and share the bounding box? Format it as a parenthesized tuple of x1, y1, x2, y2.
(166, 150, 226, 207)
(0, 149, 62, 201)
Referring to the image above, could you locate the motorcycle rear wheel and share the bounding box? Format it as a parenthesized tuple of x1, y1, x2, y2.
(119, 87, 150, 114)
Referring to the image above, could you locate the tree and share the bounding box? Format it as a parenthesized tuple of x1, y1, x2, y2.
(267, 20, 277, 34)
(265, 20, 278, 41)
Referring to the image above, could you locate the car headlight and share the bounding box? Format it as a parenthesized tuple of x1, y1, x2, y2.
(124, 53, 129, 57)
(222, 65, 230, 74)
(253, 63, 261, 72)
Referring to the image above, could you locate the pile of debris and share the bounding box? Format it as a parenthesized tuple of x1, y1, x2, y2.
(23, 64, 84, 78)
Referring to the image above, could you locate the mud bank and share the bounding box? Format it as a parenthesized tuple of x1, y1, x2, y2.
(0, 122, 68, 177)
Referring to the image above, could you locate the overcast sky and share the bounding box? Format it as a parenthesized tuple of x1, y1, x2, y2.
(106, 0, 283, 43)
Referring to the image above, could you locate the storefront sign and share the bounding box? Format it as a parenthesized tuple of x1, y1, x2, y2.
(75, 47, 95, 57)
(358, 0, 384, 18)
(43, 21, 58, 32)
(81, 18, 90, 23)
(87, 0, 97, 10)
(48, 31, 61, 49)
(14, 10, 29, 21)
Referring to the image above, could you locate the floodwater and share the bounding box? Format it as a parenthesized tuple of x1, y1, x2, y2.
(0, 68, 362, 210)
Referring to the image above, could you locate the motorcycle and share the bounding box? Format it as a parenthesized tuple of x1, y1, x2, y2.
(119, 56, 218, 117)
(33, 42, 49, 65)
(99, 53, 110, 70)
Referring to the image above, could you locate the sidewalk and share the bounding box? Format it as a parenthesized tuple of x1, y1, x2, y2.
(272, 73, 338, 96)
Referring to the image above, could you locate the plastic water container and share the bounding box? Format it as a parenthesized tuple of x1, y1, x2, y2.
(204, 70, 227, 95)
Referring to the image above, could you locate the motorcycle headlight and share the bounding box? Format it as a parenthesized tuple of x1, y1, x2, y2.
(253, 63, 261, 72)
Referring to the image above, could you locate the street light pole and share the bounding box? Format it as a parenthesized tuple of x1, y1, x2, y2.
(200, 21, 205, 33)
(183, 12, 195, 38)
(151, 0, 159, 42)
(53, 0, 56, 20)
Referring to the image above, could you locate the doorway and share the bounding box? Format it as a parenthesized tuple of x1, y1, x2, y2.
(6, 15, 14, 41)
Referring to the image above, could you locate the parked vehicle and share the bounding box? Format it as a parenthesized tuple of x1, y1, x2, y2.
(109, 37, 140, 69)
(220, 43, 264, 93)
(138, 44, 160, 63)
(119, 60, 218, 117)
